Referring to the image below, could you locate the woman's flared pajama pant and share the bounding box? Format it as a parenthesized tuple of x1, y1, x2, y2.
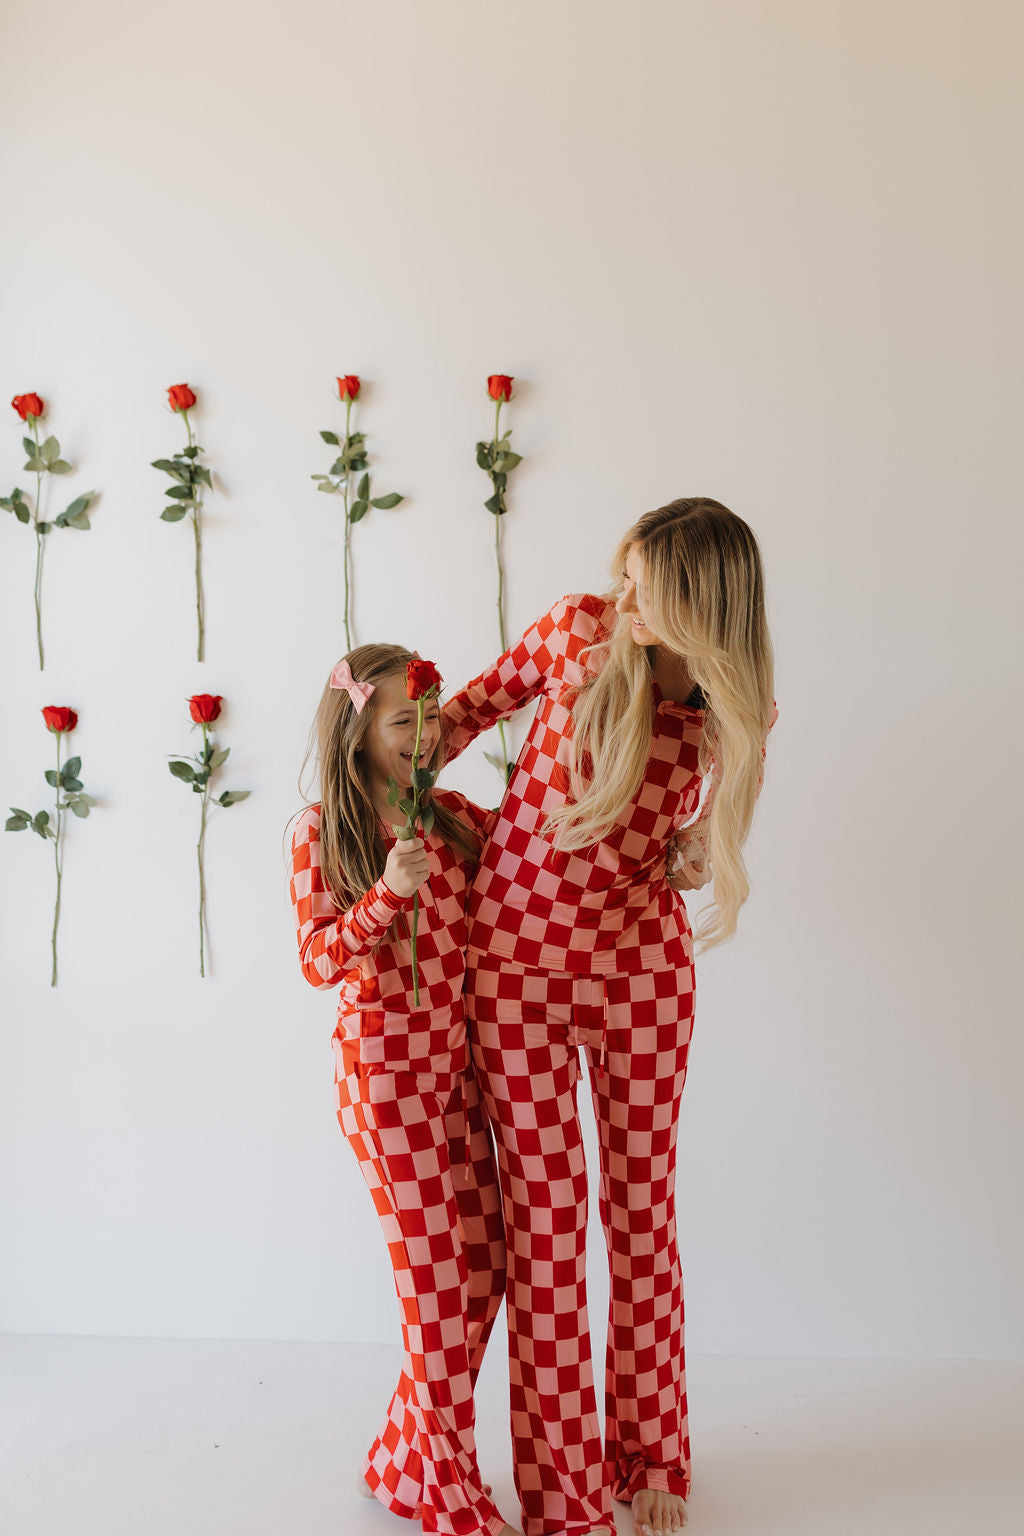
(336, 1060, 508, 1536)
(468, 955, 695, 1536)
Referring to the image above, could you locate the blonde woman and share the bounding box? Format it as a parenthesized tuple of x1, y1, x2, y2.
(444, 499, 776, 1536)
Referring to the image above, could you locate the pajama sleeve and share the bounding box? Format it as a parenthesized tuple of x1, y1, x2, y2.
(290, 806, 408, 989)
(443, 595, 576, 762)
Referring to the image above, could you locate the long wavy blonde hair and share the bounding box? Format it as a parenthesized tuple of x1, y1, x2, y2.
(544, 498, 775, 948)
(302, 644, 480, 918)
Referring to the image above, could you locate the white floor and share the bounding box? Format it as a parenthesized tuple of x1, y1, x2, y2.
(1, 1333, 1021, 1536)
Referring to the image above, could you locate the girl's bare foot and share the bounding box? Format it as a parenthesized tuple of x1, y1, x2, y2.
(632, 1488, 687, 1534)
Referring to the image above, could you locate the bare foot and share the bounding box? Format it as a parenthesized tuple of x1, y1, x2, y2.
(357, 1471, 374, 1499)
(632, 1488, 687, 1534)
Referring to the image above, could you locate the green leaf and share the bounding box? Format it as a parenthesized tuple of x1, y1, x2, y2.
(386, 778, 399, 806)
(44, 769, 59, 787)
(10, 807, 32, 821)
(370, 492, 403, 510)
(24, 456, 47, 472)
(397, 798, 414, 816)
(166, 484, 193, 499)
(37, 521, 52, 535)
(22, 436, 35, 456)
(69, 799, 90, 818)
(195, 466, 213, 489)
(61, 777, 83, 793)
(5, 816, 28, 831)
(161, 505, 188, 521)
(168, 760, 195, 782)
(75, 793, 97, 807)
(63, 756, 81, 779)
(475, 442, 494, 469)
(346, 455, 369, 473)
(49, 460, 73, 475)
(317, 482, 338, 494)
(329, 457, 347, 476)
(419, 804, 435, 837)
(357, 473, 370, 499)
(152, 459, 187, 480)
(349, 498, 369, 523)
(411, 767, 435, 791)
(394, 820, 416, 842)
(484, 492, 505, 515)
(63, 494, 92, 519)
(33, 810, 50, 833)
(483, 751, 509, 776)
(209, 746, 230, 771)
(68, 512, 91, 530)
(494, 451, 523, 473)
(219, 789, 251, 807)
(319, 429, 341, 445)
(40, 435, 59, 464)
(14, 501, 30, 524)
(181, 445, 200, 459)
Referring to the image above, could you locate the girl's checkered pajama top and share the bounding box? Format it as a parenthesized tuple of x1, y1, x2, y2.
(444, 593, 747, 1536)
(290, 789, 508, 1536)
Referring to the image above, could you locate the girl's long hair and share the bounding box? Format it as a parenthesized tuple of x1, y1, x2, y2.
(302, 644, 481, 918)
(543, 497, 775, 948)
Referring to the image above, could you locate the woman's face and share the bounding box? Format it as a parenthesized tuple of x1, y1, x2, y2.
(360, 669, 441, 795)
(616, 545, 661, 646)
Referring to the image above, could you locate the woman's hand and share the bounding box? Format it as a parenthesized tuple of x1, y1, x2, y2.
(666, 830, 712, 892)
(383, 837, 430, 899)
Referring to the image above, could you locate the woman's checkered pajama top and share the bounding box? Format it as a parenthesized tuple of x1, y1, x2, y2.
(290, 789, 509, 1536)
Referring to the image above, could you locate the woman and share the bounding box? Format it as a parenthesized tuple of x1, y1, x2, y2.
(444, 498, 776, 1536)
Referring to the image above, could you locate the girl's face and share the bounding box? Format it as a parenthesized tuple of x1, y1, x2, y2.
(616, 544, 661, 645)
(360, 668, 441, 796)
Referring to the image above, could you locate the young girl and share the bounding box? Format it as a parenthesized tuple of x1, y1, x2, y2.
(444, 498, 776, 1536)
(289, 644, 518, 1536)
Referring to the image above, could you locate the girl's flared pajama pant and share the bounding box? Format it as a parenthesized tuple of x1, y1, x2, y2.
(468, 955, 695, 1536)
(336, 1059, 508, 1536)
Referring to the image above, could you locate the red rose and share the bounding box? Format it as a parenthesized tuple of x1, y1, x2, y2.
(188, 694, 223, 724)
(167, 384, 197, 412)
(487, 375, 513, 402)
(12, 393, 45, 421)
(337, 375, 361, 401)
(406, 659, 443, 701)
(42, 706, 78, 734)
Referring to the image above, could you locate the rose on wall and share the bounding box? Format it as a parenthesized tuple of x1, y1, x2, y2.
(152, 384, 214, 662)
(311, 375, 405, 650)
(385, 659, 443, 1005)
(2, 394, 96, 670)
(168, 694, 250, 978)
(6, 706, 98, 986)
(475, 374, 523, 781)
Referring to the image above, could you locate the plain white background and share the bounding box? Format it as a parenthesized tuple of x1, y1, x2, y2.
(1, 0, 1021, 1362)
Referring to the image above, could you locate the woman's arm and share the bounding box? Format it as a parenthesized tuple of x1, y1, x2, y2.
(443, 595, 575, 762)
(290, 809, 409, 989)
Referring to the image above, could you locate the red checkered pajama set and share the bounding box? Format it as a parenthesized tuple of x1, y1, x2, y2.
(290, 789, 510, 1536)
(445, 593, 718, 1536)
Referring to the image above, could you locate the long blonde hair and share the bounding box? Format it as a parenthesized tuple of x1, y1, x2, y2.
(303, 644, 481, 916)
(544, 498, 775, 948)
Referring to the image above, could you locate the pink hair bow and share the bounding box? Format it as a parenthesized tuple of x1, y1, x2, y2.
(329, 658, 375, 713)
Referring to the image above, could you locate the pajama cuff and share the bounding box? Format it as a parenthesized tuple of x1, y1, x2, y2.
(610, 1457, 690, 1502)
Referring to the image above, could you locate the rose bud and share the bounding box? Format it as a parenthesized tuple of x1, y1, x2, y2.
(167, 384, 197, 412)
(486, 375, 514, 402)
(337, 375, 361, 401)
(12, 393, 45, 421)
(42, 706, 78, 734)
(406, 659, 443, 700)
(188, 694, 223, 724)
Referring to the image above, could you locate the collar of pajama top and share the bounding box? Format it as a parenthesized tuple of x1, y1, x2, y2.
(289, 788, 495, 1074)
(443, 592, 709, 976)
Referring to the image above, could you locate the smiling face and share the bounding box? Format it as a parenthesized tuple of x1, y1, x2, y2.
(615, 544, 662, 646)
(359, 668, 441, 803)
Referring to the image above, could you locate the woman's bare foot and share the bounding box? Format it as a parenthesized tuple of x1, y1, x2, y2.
(632, 1488, 687, 1534)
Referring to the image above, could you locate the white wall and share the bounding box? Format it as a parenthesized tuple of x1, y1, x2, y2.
(1, 0, 1021, 1359)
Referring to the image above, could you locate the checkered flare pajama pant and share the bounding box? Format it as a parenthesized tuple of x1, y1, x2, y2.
(468, 955, 696, 1536)
(336, 1060, 509, 1536)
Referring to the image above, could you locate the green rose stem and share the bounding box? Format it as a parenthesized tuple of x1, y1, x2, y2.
(491, 396, 512, 777)
(408, 697, 426, 1006)
(342, 396, 354, 650)
(197, 722, 210, 977)
(182, 410, 205, 663)
(30, 417, 46, 670)
(50, 730, 64, 987)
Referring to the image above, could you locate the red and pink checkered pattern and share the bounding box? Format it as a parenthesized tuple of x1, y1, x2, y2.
(468, 955, 696, 1536)
(337, 1059, 508, 1536)
(290, 789, 494, 1077)
(444, 594, 707, 976)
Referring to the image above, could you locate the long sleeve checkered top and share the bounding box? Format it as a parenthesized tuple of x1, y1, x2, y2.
(443, 592, 713, 976)
(289, 788, 494, 1075)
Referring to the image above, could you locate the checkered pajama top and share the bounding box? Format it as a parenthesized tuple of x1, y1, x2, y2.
(443, 592, 710, 977)
(289, 788, 494, 1075)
